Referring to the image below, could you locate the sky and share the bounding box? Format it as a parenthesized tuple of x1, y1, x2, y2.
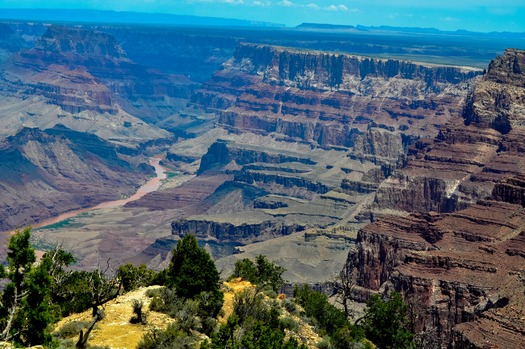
(1, 0, 524, 32)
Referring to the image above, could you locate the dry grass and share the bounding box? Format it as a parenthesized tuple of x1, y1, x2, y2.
(54, 280, 324, 349)
(53, 286, 174, 349)
(219, 278, 255, 324)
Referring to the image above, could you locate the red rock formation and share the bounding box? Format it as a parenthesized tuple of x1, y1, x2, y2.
(376, 49, 525, 213)
(350, 201, 525, 348)
(349, 49, 525, 348)
(2, 25, 195, 122)
(193, 44, 481, 154)
(166, 46, 483, 248)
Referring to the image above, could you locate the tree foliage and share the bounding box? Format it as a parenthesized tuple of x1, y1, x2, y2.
(231, 255, 285, 292)
(203, 288, 307, 349)
(117, 263, 156, 292)
(0, 228, 124, 348)
(0, 228, 56, 346)
(167, 234, 223, 317)
(294, 284, 364, 345)
(362, 292, 414, 349)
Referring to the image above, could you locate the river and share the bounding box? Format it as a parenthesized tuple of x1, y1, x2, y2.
(31, 157, 168, 230)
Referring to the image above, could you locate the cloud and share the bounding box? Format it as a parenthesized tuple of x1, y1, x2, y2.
(253, 0, 272, 6)
(280, 0, 293, 6)
(324, 4, 348, 11)
(440, 16, 459, 22)
(306, 3, 321, 10)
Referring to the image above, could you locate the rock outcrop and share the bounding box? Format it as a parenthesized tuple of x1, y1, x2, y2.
(172, 218, 304, 243)
(348, 49, 525, 348)
(166, 46, 482, 250)
(0, 23, 25, 61)
(171, 45, 481, 248)
(167, 138, 360, 243)
(349, 200, 525, 348)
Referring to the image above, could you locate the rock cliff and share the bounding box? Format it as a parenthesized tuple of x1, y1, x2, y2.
(0, 23, 25, 62)
(193, 43, 480, 151)
(375, 49, 525, 214)
(349, 200, 525, 348)
(174, 44, 481, 247)
(172, 218, 304, 244)
(348, 49, 525, 348)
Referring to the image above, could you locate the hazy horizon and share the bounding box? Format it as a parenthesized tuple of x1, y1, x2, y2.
(0, 1, 524, 33)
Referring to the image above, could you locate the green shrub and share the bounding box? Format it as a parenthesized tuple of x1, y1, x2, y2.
(282, 299, 297, 314)
(294, 285, 365, 347)
(280, 316, 299, 332)
(362, 292, 414, 349)
(53, 320, 91, 339)
(231, 255, 285, 292)
(130, 299, 147, 324)
(54, 338, 75, 349)
(149, 287, 182, 317)
(145, 287, 163, 298)
(264, 289, 278, 299)
(138, 323, 196, 349)
(176, 299, 202, 334)
(316, 337, 332, 349)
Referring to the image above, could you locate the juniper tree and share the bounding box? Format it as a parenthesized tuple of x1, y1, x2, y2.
(0, 228, 55, 346)
(167, 234, 223, 317)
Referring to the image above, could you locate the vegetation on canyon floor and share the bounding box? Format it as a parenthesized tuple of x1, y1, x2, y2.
(0, 229, 414, 349)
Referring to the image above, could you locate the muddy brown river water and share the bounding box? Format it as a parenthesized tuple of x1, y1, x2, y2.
(31, 157, 168, 230)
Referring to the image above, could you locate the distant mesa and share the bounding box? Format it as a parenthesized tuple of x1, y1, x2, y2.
(0, 9, 285, 28)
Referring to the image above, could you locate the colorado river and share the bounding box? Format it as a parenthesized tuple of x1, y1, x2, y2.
(31, 157, 168, 230)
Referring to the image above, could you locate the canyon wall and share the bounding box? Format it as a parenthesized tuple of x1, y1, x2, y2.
(0, 25, 193, 137)
(193, 43, 480, 150)
(348, 49, 525, 348)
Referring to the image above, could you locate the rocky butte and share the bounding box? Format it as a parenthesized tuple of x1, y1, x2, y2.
(0, 25, 181, 141)
(347, 49, 525, 348)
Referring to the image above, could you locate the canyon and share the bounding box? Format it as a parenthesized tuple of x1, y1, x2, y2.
(0, 19, 524, 347)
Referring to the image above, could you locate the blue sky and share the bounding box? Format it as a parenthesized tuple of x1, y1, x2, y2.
(1, 0, 524, 32)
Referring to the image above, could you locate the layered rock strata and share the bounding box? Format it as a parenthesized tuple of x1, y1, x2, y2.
(164, 46, 482, 248)
(376, 49, 525, 214)
(193, 43, 481, 153)
(349, 49, 525, 348)
(350, 199, 525, 348)
(1, 25, 195, 126)
(167, 138, 362, 243)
